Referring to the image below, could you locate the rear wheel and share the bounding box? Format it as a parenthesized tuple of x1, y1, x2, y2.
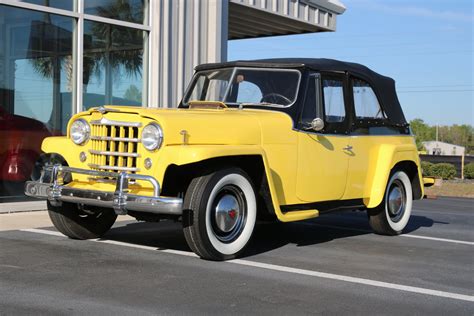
(368, 170, 412, 235)
(48, 201, 117, 239)
(182, 168, 257, 261)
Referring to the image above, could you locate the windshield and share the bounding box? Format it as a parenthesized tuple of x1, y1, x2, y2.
(183, 67, 301, 107)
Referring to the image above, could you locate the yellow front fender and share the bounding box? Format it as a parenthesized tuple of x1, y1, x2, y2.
(42, 136, 81, 166)
(156, 145, 318, 222)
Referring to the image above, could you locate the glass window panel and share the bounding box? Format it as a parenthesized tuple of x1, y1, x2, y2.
(352, 78, 385, 119)
(0, 5, 73, 202)
(322, 79, 345, 123)
(183, 69, 233, 104)
(84, 0, 145, 24)
(13, 0, 73, 11)
(183, 68, 300, 107)
(228, 69, 299, 106)
(83, 20, 144, 110)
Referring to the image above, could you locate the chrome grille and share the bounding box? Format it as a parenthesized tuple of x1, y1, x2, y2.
(89, 118, 142, 173)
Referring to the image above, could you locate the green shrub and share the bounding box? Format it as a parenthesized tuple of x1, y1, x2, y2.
(420, 161, 434, 176)
(430, 163, 456, 179)
(464, 162, 474, 179)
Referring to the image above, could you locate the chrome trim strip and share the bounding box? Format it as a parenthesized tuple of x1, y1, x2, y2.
(88, 164, 140, 172)
(91, 136, 141, 142)
(90, 117, 142, 127)
(89, 150, 140, 158)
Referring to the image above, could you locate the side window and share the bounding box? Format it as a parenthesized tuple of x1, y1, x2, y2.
(352, 78, 384, 119)
(322, 79, 345, 123)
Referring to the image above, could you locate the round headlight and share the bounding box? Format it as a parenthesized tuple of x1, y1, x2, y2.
(70, 119, 90, 145)
(142, 123, 163, 151)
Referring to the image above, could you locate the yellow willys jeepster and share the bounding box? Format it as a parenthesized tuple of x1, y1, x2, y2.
(25, 58, 432, 260)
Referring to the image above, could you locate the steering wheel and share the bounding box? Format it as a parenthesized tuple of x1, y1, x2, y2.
(260, 93, 292, 105)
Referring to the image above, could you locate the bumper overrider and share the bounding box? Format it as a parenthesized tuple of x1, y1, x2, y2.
(24, 165, 183, 216)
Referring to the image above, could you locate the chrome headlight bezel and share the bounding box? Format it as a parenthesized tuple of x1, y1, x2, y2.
(70, 119, 91, 145)
(142, 123, 163, 151)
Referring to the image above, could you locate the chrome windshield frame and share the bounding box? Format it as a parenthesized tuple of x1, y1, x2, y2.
(182, 67, 302, 109)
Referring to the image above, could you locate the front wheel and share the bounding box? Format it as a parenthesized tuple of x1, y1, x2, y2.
(182, 168, 257, 261)
(368, 170, 413, 235)
(48, 201, 117, 239)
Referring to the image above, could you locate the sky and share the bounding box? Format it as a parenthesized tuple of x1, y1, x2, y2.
(228, 0, 473, 126)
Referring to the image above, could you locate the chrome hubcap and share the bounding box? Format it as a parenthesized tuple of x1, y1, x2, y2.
(387, 180, 406, 222)
(215, 194, 240, 233)
(211, 185, 247, 243)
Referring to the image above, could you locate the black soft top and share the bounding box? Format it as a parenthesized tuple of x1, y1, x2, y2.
(196, 58, 407, 126)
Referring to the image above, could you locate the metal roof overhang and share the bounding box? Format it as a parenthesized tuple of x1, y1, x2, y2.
(228, 0, 346, 40)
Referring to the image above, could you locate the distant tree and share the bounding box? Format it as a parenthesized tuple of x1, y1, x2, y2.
(446, 125, 473, 154)
(410, 119, 474, 155)
(409, 119, 435, 150)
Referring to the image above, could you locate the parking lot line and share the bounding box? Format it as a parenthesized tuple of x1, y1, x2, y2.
(402, 234, 474, 245)
(301, 223, 474, 246)
(20, 228, 474, 303)
(22, 228, 199, 257)
(229, 259, 474, 303)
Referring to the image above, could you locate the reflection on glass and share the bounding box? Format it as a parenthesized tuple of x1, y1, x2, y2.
(14, 0, 73, 11)
(0, 5, 73, 202)
(84, 0, 145, 24)
(83, 20, 144, 110)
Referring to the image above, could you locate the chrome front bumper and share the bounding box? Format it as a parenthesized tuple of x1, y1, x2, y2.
(24, 165, 183, 216)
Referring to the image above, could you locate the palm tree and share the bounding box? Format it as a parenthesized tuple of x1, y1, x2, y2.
(30, 0, 144, 106)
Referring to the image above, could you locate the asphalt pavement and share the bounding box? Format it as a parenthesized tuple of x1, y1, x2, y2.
(1, 197, 473, 315)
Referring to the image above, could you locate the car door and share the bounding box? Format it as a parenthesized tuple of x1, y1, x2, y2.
(296, 73, 352, 202)
(343, 76, 394, 200)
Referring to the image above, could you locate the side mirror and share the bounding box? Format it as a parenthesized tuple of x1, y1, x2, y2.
(310, 118, 324, 131)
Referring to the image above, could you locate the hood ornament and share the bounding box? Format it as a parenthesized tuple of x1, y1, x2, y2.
(180, 130, 188, 145)
(97, 106, 120, 114)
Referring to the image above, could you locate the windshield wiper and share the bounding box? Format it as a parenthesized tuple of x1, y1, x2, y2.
(237, 102, 274, 109)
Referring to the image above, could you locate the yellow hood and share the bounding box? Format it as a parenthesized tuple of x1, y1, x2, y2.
(76, 106, 293, 146)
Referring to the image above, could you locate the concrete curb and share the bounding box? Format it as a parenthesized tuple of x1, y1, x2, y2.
(0, 201, 47, 214)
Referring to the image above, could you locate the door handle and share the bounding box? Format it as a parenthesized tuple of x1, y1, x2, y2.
(343, 145, 353, 151)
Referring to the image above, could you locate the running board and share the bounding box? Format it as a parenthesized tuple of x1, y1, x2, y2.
(280, 210, 319, 222)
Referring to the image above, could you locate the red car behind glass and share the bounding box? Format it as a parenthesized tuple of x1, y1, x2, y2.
(0, 107, 59, 185)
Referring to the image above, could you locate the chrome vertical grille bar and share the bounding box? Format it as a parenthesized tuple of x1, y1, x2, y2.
(89, 118, 141, 173)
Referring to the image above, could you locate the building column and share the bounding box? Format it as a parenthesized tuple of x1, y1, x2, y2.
(148, 0, 229, 108)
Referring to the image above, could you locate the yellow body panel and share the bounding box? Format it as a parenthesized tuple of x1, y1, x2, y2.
(297, 132, 349, 202)
(343, 136, 423, 207)
(42, 105, 422, 222)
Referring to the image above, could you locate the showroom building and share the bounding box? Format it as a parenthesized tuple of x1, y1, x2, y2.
(0, 0, 345, 204)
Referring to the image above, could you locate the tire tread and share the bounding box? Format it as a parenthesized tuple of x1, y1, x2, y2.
(47, 201, 117, 239)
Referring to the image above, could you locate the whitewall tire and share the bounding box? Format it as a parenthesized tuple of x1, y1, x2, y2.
(183, 168, 257, 261)
(368, 170, 413, 235)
